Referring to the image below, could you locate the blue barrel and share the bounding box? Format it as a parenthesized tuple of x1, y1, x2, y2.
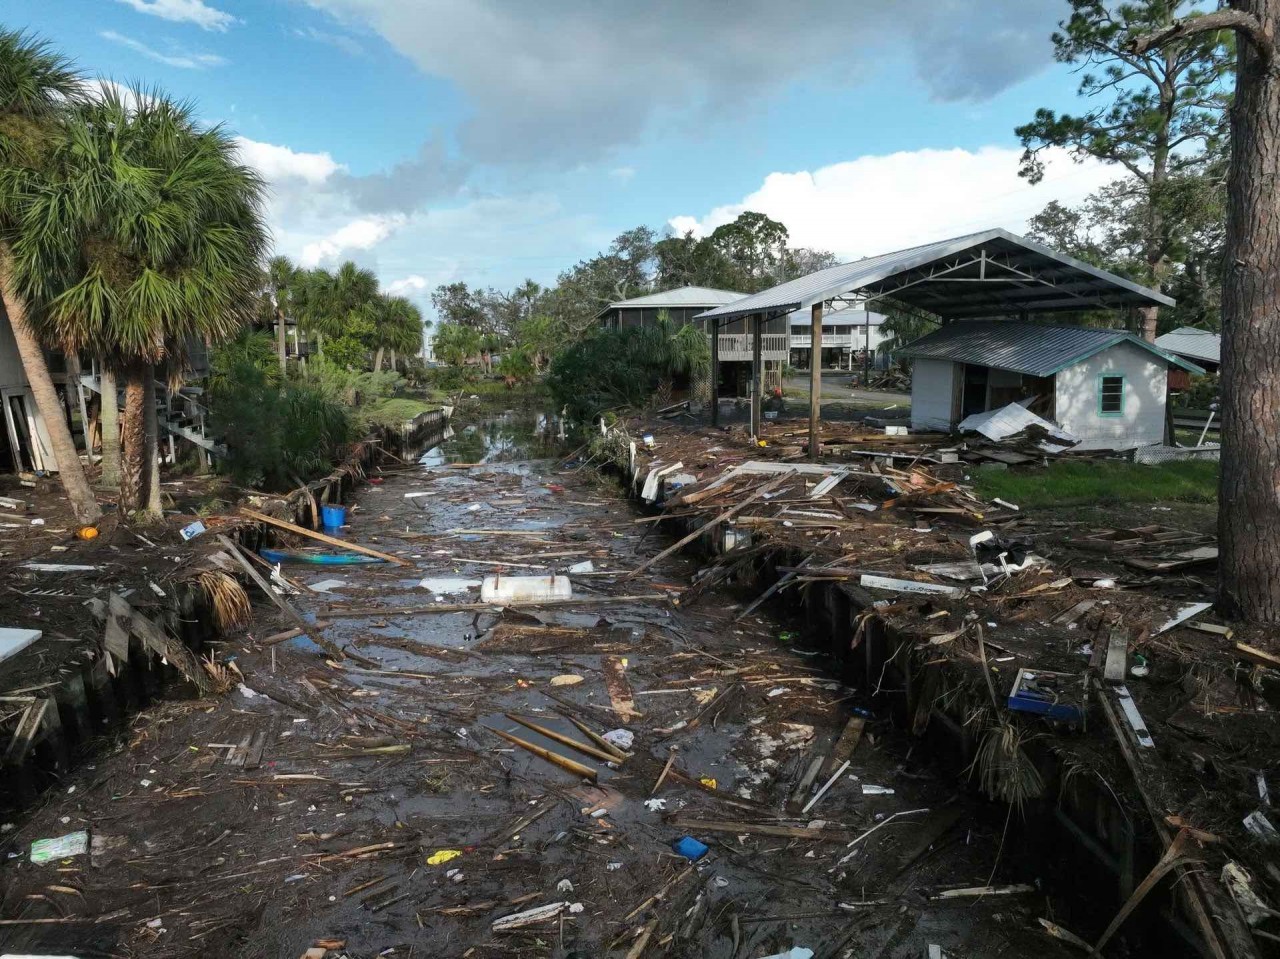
(321, 504, 347, 528)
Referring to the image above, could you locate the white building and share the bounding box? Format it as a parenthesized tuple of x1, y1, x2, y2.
(898, 321, 1203, 450)
(786, 305, 888, 370)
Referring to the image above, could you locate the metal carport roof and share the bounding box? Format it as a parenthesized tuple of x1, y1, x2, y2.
(696, 228, 1173, 324)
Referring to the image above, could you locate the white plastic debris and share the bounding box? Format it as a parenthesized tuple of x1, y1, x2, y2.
(556, 879, 574, 893)
(602, 729, 634, 750)
(862, 785, 894, 796)
(643, 798, 667, 812)
(419, 577, 481, 595)
(481, 575, 572, 604)
(567, 560, 595, 574)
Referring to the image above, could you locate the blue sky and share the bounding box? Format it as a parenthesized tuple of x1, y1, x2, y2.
(8, 0, 1122, 318)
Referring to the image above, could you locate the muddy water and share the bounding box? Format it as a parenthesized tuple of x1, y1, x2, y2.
(264, 410, 1070, 959)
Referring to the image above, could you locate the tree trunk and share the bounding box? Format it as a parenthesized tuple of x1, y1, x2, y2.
(0, 257, 101, 525)
(374, 346, 385, 372)
(389, 349, 397, 372)
(143, 370, 162, 520)
(119, 361, 148, 515)
(1138, 305, 1159, 343)
(100, 363, 120, 487)
(276, 308, 287, 373)
(1219, 0, 1280, 622)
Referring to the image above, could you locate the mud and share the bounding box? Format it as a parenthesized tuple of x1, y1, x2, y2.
(0, 410, 1071, 959)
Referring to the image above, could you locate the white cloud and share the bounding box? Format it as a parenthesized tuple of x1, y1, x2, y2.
(304, 0, 1062, 162)
(609, 166, 636, 183)
(234, 136, 345, 185)
(100, 30, 226, 69)
(293, 25, 365, 56)
(115, 0, 238, 32)
(669, 146, 1117, 259)
(386, 275, 429, 297)
(300, 215, 407, 267)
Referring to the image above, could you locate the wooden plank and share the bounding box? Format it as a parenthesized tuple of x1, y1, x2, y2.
(216, 534, 351, 663)
(1236, 642, 1280, 671)
(820, 716, 865, 779)
(239, 507, 412, 567)
(603, 655, 640, 721)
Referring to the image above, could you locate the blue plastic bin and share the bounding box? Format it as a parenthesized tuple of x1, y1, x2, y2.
(321, 504, 347, 528)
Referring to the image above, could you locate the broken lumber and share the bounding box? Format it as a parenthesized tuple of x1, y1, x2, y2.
(503, 713, 620, 765)
(239, 507, 412, 566)
(217, 535, 352, 664)
(623, 470, 795, 579)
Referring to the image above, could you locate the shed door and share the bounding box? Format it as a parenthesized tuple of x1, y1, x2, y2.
(960, 364, 989, 417)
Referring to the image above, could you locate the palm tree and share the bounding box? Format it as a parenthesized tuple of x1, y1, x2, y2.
(15, 86, 267, 519)
(0, 30, 101, 524)
(370, 295, 423, 372)
(297, 262, 379, 358)
(266, 256, 301, 372)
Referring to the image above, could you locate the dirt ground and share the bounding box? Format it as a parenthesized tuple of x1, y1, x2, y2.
(0, 413, 1072, 959)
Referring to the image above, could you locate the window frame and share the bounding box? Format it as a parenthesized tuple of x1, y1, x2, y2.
(1097, 373, 1126, 417)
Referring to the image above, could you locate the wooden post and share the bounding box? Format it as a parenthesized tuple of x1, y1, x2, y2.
(809, 302, 823, 460)
(863, 307, 871, 385)
(750, 314, 763, 437)
(710, 317, 720, 428)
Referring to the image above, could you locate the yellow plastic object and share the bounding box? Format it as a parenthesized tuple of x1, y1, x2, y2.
(77, 526, 99, 540)
(699, 777, 717, 790)
(427, 849, 463, 865)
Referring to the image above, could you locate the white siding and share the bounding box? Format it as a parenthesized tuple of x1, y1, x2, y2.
(0, 302, 29, 391)
(911, 359, 956, 431)
(1054, 342, 1166, 450)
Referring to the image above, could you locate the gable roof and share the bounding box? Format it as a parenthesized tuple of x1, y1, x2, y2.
(697, 228, 1173, 323)
(1154, 326, 1220, 364)
(598, 285, 746, 318)
(896, 321, 1204, 376)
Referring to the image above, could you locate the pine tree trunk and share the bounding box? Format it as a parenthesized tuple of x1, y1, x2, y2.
(1219, 1, 1280, 622)
(119, 362, 148, 515)
(1138, 305, 1159, 343)
(374, 346, 385, 372)
(100, 363, 120, 487)
(0, 255, 101, 525)
(143, 370, 162, 520)
(276, 308, 287, 374)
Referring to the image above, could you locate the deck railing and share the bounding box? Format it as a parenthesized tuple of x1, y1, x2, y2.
(711, 333, 789, 361)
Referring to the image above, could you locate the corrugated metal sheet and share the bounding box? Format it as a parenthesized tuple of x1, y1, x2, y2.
(697, 228, 1173, 323)
(606, 285, 745, 310)
(1154, 326, 1220, 365)
(896, 321, 1204, 376)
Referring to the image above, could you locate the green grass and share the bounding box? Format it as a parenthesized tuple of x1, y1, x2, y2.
(973, 459, 1219, 509)
(361, 397, 439, 427)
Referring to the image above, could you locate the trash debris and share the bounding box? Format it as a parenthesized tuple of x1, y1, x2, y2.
(861, 784, 894, 796)
(549, 674, 584, 686)
(758, 949, 814, 959)
(427, 849, 463, 865)
(481, 574, 572, 603)
(958, 402, 1078, 452)
(179, 520, 207, 541)
(672, 836, 709, 861)
(0, 627, 42, 665)
(30, 831, 89, 864)
(1244, 811, 1279, 844)
(602, 729, 634, 750)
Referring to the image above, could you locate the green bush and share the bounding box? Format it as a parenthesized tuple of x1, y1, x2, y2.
(209, 333, 354, 489)
(546, 322, 709, 422)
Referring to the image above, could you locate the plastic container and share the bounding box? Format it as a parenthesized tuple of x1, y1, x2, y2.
(320, 504, 347, 528)
(672, 836, 709, 861)
(481, 575, 571, 604)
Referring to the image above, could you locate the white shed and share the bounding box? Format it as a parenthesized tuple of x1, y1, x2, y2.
(897, 321, 1203, 451)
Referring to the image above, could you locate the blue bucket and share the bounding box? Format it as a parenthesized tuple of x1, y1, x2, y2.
(321, 504, 347, 528)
